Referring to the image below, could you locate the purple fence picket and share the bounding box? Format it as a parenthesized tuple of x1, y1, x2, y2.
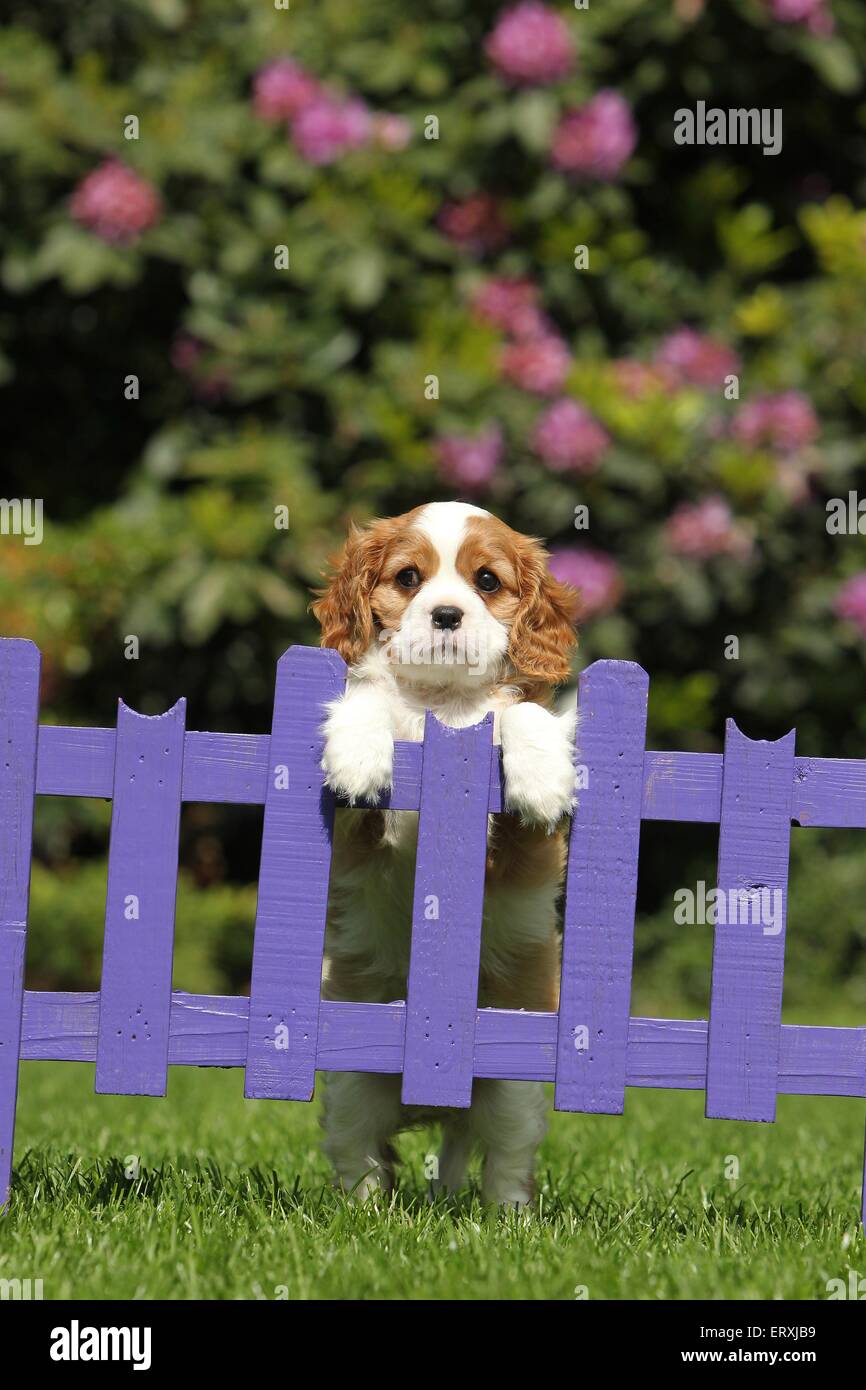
(244, 646, 346, 1102)
(0, 640, 40, 1207)
(95, 700, 186, 1096)
(706, 723, 796, 1122)
(401, 713, 493, 1108)
(554, 660, 649, 1115)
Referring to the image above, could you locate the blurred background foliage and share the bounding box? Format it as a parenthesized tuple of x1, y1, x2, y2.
(2, 0, 866, 1012)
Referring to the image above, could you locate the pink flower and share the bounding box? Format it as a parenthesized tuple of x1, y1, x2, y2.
(548, 547, 623, 619)
(252, 59, 321, 121)
(501, 336, 570, 394)
(732, 391, 819, 453)
(654, 328, 740, 389)
(373, 114, 412, 150)
(434, 427, 502, 490)
(485, 2, 574, 85)
(768, 0, 834, 36)
(835, 573, 866, 636)
(665, 496, 752, 560)
(70, 160, 161, 243)
(470, 278, 548, 338)
(532, 399, 610, 473)
(291, 95, 372, 164)
(550, 91, 637, 180)
(437, 195, 509, 254)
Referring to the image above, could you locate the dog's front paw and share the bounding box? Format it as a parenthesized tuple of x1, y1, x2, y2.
(321, 723, 394, 804)
(500, 703, 576, 831)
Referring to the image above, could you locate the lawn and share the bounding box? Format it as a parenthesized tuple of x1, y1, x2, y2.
(4, 1058, 864, 1300)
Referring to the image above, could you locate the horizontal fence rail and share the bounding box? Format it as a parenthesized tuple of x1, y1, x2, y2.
(35, 723, 866, 826)
(2, 636, 865, 1230)
(19, 993, 866, 1097)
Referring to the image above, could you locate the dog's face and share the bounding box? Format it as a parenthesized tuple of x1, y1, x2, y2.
(312, 502, 578, 690)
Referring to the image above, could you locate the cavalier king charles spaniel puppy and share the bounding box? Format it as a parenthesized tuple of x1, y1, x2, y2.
(311, 501, 579, 1205)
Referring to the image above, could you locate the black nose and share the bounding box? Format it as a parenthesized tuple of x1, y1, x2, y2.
(431, 605, 463, 631)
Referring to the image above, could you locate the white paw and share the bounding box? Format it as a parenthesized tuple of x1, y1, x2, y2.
(500, 703, 576, 831)
(329, 1155, 393, 1202)
(482, 1181, 534, 1208)
(321, 715, 393, 804)
(346, 1169, 389, 1203)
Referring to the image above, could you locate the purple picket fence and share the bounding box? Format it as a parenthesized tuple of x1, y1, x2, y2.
(1, 635, 865, 1227)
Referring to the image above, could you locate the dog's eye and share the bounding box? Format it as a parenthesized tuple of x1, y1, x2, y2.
(395, 567, 421, 589)
(476, 568, 500, 594)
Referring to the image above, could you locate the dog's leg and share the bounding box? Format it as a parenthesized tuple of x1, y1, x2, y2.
(500, 703, 577, 831)
(470, 1079, 548, 1207)
(322, 1072, 402, 1200)
(320, 684, 394, 804)
(433, 1112, 474, 1196)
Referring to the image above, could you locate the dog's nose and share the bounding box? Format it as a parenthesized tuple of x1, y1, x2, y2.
(431, 605, 463, 631)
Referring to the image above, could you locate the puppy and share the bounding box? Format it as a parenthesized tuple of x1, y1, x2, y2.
(311, 501, 579, 1205)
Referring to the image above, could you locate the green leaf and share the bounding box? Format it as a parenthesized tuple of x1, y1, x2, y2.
(341, 248, 387, 309)
(804, 36, 862, 94)
(511, 91, 558, 154)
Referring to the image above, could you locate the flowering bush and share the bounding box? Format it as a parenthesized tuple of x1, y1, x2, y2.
(2, 0, 866, 774)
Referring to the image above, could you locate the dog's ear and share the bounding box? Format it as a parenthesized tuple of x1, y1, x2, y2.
(311, 523, 387, 665)
(508, 537, 579, 689)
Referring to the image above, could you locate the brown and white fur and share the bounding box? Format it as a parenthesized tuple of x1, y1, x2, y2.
(311, 501, 579, 1205)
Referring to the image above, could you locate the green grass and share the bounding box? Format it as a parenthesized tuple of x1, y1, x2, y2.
(4, 1060, 865, 1300)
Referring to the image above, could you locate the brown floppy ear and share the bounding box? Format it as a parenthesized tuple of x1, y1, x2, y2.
(310, 523, 386, 665)
(508, 538, 579, 690)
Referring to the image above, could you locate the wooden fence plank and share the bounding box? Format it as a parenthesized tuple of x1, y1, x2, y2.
(555, 660, 649, 1114)
(95, 699, 186, 1095)
(0, 640, 41, 1207)
(401, 713, 493, 1108)
(705, 723, 796, 1122)
(244, 646, 345, 1101)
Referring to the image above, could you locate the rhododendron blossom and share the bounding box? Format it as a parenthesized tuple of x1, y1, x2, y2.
(70, 161, 161, 243)
(550, 91, 637, 180)
(501, 336, 570, 394)
(665, 496, 752, 560)
(485, 3, 574, 85)
(547, 547, 623, 619)
(532, 400, 609, 473)
(434, 427, 502, 490)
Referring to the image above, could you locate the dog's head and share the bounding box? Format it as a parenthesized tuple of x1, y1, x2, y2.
(312, 502, 579, 692)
